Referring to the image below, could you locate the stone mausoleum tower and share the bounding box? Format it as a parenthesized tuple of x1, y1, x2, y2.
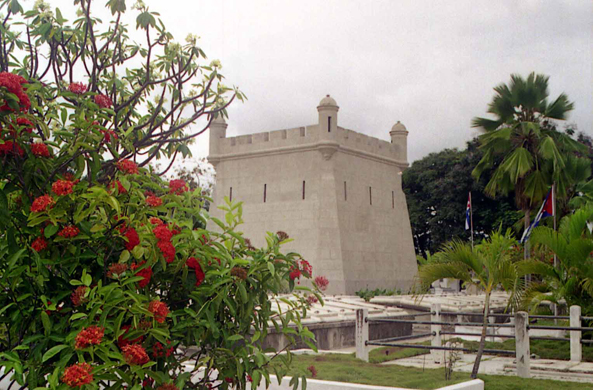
(208, 96, 418, 294)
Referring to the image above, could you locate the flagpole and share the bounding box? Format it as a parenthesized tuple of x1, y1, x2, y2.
(470, 192, 474, 251)
(552, 183, 558, 322)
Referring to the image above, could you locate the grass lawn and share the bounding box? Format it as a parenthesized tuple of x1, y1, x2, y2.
(273, 353, 593, 390)
(369, 336, 593, 363)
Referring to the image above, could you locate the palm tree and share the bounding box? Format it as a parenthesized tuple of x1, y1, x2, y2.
(518, 205, 593, 314)
(472, 73, 584, 240)
(417, 230, 520, 379)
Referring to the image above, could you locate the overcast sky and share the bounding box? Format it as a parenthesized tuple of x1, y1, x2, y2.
(50, 0, 593, 163)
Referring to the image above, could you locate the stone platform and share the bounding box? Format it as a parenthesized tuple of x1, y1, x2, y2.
(263, 296, 414, 350)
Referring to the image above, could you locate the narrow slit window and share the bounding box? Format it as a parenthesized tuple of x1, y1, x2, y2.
(230, 187, 233, 202)
(302, 180, 306, 200)
(328, 117, 331, 132)
(369, 186, 372, 206)
(344, 181, 347, 201)
(264, 184, 267, 203)
(392, 190, 395, 209)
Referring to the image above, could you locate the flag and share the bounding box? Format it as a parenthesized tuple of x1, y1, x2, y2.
(520, 188, 555, 244)
(465, 192, 472, 231)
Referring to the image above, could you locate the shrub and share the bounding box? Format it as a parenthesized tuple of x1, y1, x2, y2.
(0, 1, 320, 388)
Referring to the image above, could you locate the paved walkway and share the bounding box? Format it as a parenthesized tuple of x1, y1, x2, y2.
(383, 353, 593, 384)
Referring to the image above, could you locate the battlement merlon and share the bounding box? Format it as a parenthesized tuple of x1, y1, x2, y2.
(207, 95, 410, 169)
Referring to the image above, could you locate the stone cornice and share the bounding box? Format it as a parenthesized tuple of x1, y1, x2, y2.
(208, 141, 409, 169)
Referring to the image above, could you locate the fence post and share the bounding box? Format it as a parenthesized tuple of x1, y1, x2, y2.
(570, 305, 582, 363)
(431, 303, 442, 364)
(356, 308, 369, 362)
(515, 311, 530, 378)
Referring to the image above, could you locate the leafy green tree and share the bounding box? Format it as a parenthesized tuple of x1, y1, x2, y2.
(403, 139, 518, 255)
(518, 205, 593, 315)
(417, 230, 520, 379)
(0, 1, 319, 389)
(472, 73, 586, 234)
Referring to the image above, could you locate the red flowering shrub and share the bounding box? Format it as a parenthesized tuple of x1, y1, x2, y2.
(0, 72, 30, 111)
(74, 326, 105, 349)
(117, 159, 139, 174)
(157, 384, 178, 390)
(94, 93, 113, 108)
(146, 195, 163, 207)
(52, 180, 75, 196)
(0, 3, 316, 390)
(68, 82, 88, 95)
(314, 276, 329, 291)
(307, 365, 317, 378)
(61, 363, 93, 388)
(122, 344, 150, 365)
(30, 195, 54, 212)
(186, 257, 205, 286)
(169, 179, 188, 195)
(31, 142, 50, 157)
(58, 225, 80, 238)
(131, 261, 153, 288)
(71, 286, 88, 307)
(148, 300, 170, 323)
(31, 237, 47, 252)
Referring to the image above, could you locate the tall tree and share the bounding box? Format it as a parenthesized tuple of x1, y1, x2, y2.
(417, 230, 520, 379)
(472, 73, 585, 242)
(403, 139, 517, 255)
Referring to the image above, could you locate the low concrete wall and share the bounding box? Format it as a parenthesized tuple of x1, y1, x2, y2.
(256, 376, 484, 390)
(263, 319, 413, 351)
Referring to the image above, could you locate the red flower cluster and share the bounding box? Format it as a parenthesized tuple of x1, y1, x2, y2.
(117, 325, 144, 348)
(58, 225, 80, 238)
(149, 217, 164, 225)
(0, 140, 24, 157)
(306, 295, 318, 306)
(148, 300, 169, 323)
(30, 195, 54, 213)
(154, 224, 175, 263)
(117, 159, 138, 174)
(71, 286, 88, 307)
(68, 82, 88, 95)
(16, 117, 33, 133)
(122, 344, 149, 365)
(31, 237, 47, 252)
(31, 142, 50, 157)
(131, 261, 152, 288)
(107, 263, 128, 278)
(186, 257, 205, 286)
(110, 180, 127, 194)
(118, 160, 139, 175)
(146, 195, 163, 207)
(157, 384, 178, 390)
(119, 226, 140, 251)
(100, 129, 118, 142)
(94, 93, 113, 108)
(169, 179, 188, 195)
(289, 259, 313, 281)
(52, 179, 75, 196)
(74, 325, 104, 349)
(307, 365, 317, 378)
(61, 362, 93, 388)
(314, 276, 329, 291)
(0, 72, 30, 111)
(152, 341, 174, 358)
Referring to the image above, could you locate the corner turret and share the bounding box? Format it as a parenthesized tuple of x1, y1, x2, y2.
(208, 115, 228, 162)
(317, 95, 339, 134)
(390, 121, 408, 162)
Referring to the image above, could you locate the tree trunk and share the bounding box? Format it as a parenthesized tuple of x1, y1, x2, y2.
(524, 208, 531, 284)
(470, 289, 491, 379)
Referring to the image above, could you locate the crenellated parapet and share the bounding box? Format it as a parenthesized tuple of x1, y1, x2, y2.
(208, 95, 410, 169)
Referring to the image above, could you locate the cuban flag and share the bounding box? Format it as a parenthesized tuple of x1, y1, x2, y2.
(520, 188, 554, 244)
(465, 193, 472, 231)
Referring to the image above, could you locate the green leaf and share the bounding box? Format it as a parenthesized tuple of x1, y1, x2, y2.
(81, 273, 92, 287)
(40, 311, 51, 336)
(267, 262, 275, 276)
(499, 147, 533, 183)
(42, 345, 69, 363)
(44, 224, 59, 238)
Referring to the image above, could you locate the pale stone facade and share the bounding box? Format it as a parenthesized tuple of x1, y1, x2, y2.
(207, 95, 418, 294)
